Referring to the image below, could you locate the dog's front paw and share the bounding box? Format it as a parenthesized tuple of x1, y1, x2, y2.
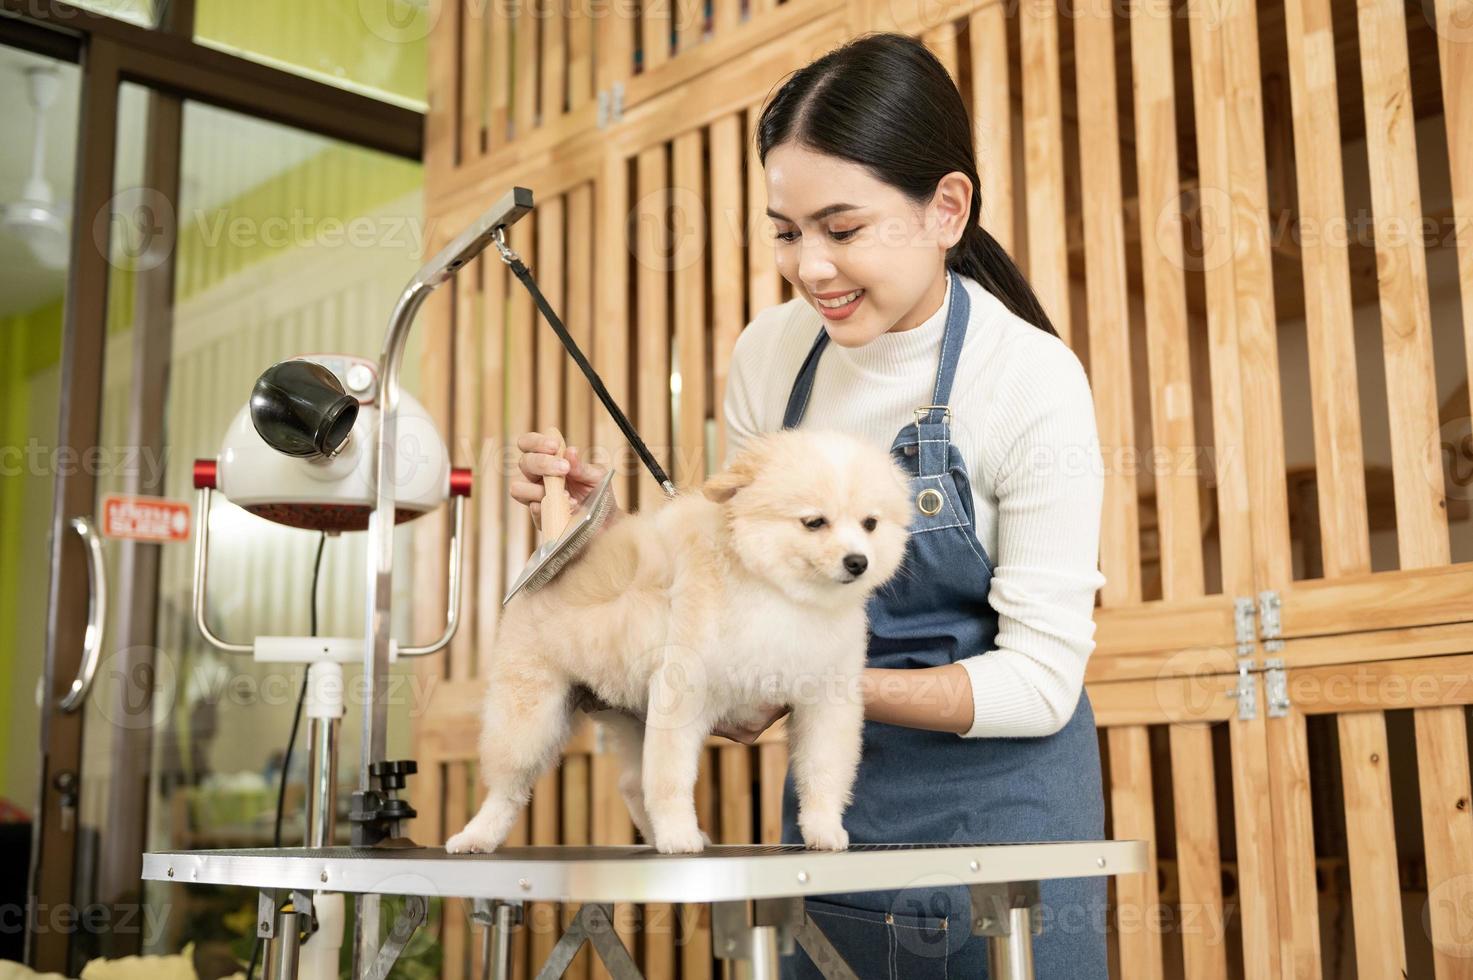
(652, 818, 708, 854)
(446, 822, 501, 854)
(799, 813, 849, 852)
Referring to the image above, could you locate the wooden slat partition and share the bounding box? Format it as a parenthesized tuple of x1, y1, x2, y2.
(413, 0, 1473, 977)
(1018, 0, 1071, 341)
(968, 1, 1013, 254)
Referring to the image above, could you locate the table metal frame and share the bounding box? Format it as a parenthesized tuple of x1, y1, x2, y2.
(143, 841, 1146, 979)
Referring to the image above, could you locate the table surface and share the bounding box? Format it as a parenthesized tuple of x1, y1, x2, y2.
(142, 841, 1148, 903)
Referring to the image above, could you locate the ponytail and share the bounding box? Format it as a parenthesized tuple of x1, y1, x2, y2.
(949, 223, 1059, 338)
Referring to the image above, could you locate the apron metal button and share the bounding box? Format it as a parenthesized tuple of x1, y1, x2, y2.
(917, 488, 943, 515)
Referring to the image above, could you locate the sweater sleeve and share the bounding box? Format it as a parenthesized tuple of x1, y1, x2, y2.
(957, 340, 1108, 738)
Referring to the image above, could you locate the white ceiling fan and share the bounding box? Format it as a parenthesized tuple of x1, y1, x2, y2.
(2, 65, 70, 272)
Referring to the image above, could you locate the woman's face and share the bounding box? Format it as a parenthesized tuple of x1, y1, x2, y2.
(763, 142, 971, 347)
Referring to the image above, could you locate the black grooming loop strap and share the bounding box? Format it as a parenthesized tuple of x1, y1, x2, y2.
(493, 227, 677, 498)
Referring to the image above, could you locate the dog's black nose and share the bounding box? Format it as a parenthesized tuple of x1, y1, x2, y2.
(843, 553, 868, 577)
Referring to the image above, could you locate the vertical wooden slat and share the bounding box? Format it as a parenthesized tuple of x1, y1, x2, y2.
(1413, 706, 1473, 970)
(462, 0, 487, 163)
(1275, 0, 1369, 969)
(1168, 726, 1229, 980)
(443, 762, 471, 980)
(567, 0, 594, 112)
(535, 196, 568, 436)
(758, 738, 787, 844)
(1075, 0, 1140, 607)
(746, 105, 784, 318)
(635, 146, 672, 511)
(676, 0, 704, 55)
(1018, 0, 1071, 342)
(477, 255, 508, 664)
(1338, 712, 1407, 976)
(969, 2, 1013, 255)
(644, 0, 672, 72)
(566, 185, 596, 458)
(710, 113, 745, 469)
(562, 748, 593, 980)
(514, 0, 539, 136)
(922, 22, 959, 84)
(1357, 0, 1450, 561)
(426, 0, 460, 174)
(595, 152, 633, 515)
(596, 0, 636, 91)
(1130, 0, 1205, 599)
(712, 0, 740, 37)
(530, 768, 562, 969)
(673, 129, 708, 487)
(542, 0, 568, 127)
(411, 232, 454, 853)
(1359, 0, 1459, 972)
(1184, 0, 1278, 972)
(503, 218, 536, 591)
(719, 744, 753, 843)
(489, 0, 512, 150)
(1434, 0, 1473, 397)
(645, 900, 676, 977)
(687, 747, 718, 975)
(506, 808, 531, 980)
(451, 269, 482, 686)
(1107, 726, 1163, 979)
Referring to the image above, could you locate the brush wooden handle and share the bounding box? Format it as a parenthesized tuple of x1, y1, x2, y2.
(541, 427, 573, 543)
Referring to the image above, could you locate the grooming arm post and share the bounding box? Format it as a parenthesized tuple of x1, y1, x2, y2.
(356, 187, 531, 979)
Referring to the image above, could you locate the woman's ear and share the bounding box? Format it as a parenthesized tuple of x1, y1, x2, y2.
(702, 452, 759, 503)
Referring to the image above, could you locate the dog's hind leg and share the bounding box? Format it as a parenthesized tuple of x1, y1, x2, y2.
(589, 710, 657, 845)
(446, 656, 574, 854)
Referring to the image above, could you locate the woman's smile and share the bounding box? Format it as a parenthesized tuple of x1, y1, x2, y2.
(813, 288, 866, 320)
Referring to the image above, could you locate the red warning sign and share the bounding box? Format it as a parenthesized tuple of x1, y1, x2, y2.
(102, 494, 192, 542)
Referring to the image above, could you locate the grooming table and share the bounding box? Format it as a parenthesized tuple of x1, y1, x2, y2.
(142, 841, 1147, 979)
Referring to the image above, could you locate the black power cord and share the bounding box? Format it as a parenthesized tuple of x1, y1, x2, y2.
(245, 530, 327, 979)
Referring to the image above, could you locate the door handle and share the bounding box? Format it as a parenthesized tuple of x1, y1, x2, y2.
(58, 516, 107, 713)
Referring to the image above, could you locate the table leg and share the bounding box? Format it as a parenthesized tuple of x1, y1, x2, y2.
(473, 899, 523, 980)
(970, 881, 1041, 980)
(265, 908, 305, 980)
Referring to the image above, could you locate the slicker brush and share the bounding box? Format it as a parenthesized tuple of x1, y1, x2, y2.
(502, 427, 617, 605)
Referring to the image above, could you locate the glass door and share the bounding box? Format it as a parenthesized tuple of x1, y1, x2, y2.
(0, 38, 82, 969)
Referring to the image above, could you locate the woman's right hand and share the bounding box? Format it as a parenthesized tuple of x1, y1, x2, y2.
(511, 430, 614, 530)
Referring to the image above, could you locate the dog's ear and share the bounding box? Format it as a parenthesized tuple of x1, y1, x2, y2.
(702, 450, 759, 503)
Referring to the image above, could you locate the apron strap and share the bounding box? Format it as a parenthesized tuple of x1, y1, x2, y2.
(781, 327, 831, 430)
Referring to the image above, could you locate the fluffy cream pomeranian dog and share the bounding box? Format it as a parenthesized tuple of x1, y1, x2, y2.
(445, 429, 912, 855)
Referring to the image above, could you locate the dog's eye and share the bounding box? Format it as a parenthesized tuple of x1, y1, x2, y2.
(802, 516, 828, 530)
(862, 516, 878, 532)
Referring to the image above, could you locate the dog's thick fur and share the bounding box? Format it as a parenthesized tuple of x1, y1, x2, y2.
(446, 430, 912, 854)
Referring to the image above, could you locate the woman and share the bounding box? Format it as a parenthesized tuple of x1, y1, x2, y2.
(510, 31, 1107, 978)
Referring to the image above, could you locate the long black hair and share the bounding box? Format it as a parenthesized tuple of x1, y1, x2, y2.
(756, 31, 1058, 337)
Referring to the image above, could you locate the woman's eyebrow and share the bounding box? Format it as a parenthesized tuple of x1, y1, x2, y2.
(765, 203, 863, 222)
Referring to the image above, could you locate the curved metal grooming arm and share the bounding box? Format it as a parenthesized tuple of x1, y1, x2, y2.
(190, 478, 472, 656)
(361, 186, 533, 778)
(57, 516, 107, 712)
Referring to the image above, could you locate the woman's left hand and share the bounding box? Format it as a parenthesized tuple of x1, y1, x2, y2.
(712, 704, 791, 744)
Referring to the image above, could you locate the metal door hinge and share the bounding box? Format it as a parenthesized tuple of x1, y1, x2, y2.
(596, 82, 626, 129)
(1234, 596, 1256, 658)
(1265, 657, 1290, 717)
(1257, 589, 1283, 654)
(1227, 656, 1256, 720)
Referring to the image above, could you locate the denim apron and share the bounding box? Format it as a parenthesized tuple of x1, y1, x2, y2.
(777, 272, 1108, 979)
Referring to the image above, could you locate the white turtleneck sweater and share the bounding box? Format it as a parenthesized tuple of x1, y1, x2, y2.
(721, 271, 1106, 739)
